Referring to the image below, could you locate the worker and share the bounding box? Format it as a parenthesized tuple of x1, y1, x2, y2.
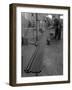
(53, 16, 62, 40)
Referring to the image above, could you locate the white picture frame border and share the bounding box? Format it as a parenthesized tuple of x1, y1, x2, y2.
(16, 6, 69, 84)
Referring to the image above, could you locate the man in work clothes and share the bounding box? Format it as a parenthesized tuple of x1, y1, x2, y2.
(53, 16, 62, 40)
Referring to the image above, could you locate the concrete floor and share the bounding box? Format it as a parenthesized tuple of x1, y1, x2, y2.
(21, 30, 63, 77)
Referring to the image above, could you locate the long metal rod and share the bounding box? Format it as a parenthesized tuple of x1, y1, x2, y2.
(36, 13, 38, 41)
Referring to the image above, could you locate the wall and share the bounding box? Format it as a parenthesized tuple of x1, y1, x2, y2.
(0, 0, 72, 90)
